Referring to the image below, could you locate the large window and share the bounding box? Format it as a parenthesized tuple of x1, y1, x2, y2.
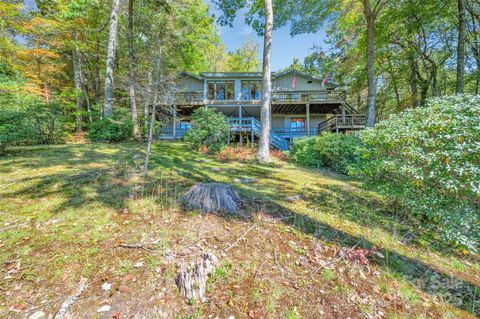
(241, 81, 262, 100)
(207, 81, 234, 100)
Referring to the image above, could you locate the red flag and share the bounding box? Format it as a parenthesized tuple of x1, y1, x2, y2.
(322, 72, 332, 86)
(291, 71, 297, 89)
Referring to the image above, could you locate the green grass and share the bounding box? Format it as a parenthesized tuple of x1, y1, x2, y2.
(0, 142, 479, 318)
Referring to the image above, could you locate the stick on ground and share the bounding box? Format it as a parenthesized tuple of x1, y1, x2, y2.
(53, 277, 88, 319)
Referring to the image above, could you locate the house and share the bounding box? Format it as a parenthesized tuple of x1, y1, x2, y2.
(158, 70, 366, 150)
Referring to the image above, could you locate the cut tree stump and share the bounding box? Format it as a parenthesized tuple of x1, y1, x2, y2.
(180, 183, 241, 215)
(175, 252, 219, 303)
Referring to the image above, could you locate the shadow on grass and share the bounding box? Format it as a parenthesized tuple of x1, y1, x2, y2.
(1, 142, 478, 315)
(147, 144, 480, 316)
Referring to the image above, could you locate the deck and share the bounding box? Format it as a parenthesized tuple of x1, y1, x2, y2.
(158, 114, 366, 150)
(169, 90, 345, 107)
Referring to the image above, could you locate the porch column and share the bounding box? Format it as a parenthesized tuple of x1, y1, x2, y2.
(238, 105, 242, 118)
(239, 106, 243, 146)
(173, 105, 177, 139)
(306, 103, 310, 136)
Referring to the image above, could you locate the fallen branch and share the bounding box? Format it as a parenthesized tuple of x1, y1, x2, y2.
(117, 239, 161, 252)
(0, 222, 28, 232)
(222, 224, 256, 252)
(254, 260, 268, 279)
(53, 277, 88, 319)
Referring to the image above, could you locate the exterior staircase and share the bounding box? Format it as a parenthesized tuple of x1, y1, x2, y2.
(158, 113, 366, 151)
(227, 118, 288, 151)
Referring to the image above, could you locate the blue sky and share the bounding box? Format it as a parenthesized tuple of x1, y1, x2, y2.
(204, 0, 328, 71)
(23, 0, 327, 71)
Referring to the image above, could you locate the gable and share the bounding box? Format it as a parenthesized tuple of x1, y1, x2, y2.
(274, 72, 324, 91)
(177, 73, 204, 91)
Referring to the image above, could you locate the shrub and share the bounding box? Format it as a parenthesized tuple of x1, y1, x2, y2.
(184, 107, 229, 153)
(290, 133, 361, 174)
(289, 137, 318, 168)
(0, 110, 25, 155)
(355, 95, 480, 252)
(313, 132, 361, 175)
(88, 116, 133, 142)
(0, 97, 68, 154)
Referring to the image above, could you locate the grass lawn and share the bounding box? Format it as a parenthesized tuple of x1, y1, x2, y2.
(0, 142, 479, 318)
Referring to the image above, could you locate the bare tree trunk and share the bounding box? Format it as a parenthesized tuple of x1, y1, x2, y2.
(128, 0, 141, 140)
(104, 0, 120, 117)
(72, 34, 83, 133)
(95, 34, 102, 115)
(257, 0, 273, 163)
(144, 71, 152, 139)
(456, 0, 466, 93)
(363, 0, 377, 128)
(74, 34, 93, 124)
(387, 58, 401, 109)
(408, 52, 419, 107)
(144, 54, 162, 176)
(144, 98, 156, 176)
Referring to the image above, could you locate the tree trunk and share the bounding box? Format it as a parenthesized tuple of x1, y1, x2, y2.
(144, 71, 152, 139)
(456, 0, 466, 94)
(103, 0, 120, 117)
(95, 33, 102, 115)
(128, 0, 141, 140)
(363, 0, 377, 127)
(144, 54, 162, 176)
(72, 34, 83, 133)
(408, 52, 419, 107)
(74, 34, 92, 124)
(257, 0, 273, 163)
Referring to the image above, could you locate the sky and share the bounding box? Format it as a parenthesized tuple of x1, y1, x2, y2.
(22, 0, 327, 71)
(203, 0, 328, 71)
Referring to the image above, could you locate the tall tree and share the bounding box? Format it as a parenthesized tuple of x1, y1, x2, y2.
(127, 0, 141, 140)
(103, 0, 120, 117)
(362, 0, 385, 127)
(456, 0, 466, 93)
(257, 0, 273, 162)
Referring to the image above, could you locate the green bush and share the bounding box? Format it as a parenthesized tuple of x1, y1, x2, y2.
(313, 132, 361, 175)
(184, 107, 229, 153)
(355, 95, 480, 252)
(290, 132, 361, 174)
(0, 110, 25, 154)
(0, 96, 68, 154)
(289, 137, 318, 168)
(88, 116, 133, 142)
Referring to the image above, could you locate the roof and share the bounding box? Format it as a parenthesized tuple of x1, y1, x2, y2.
(179, 72, 203, 81)
(180, 69, 338, 87)
(200, 72, 264, 78)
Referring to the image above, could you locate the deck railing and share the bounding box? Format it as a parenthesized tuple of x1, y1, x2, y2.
(170, 90, 346, 104)
(318, 114, 366, 132)
(173, 91, 204, 103)
(336, 114, 366, 127)
(271, 127, 318, 137)
(272, 90, 346, 103)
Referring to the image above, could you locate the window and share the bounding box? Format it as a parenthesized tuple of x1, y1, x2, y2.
(241, 81, 262, 100)
(207, 81, 234, 100)
(290, 118, 305, 129)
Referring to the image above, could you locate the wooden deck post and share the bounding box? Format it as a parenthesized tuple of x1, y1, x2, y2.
(306, 103, 310, 136)
(173, 105, 177, 139)
(251, 124, 254, 148)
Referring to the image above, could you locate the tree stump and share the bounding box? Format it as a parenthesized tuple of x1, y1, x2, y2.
(180, 183, 241, 215)
(175, 252, 219, 303)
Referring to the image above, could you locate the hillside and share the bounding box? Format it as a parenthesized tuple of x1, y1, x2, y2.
(0, 142, 478, 318)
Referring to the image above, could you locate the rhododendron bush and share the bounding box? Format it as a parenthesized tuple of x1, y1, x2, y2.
(355, 95, 480, 252)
